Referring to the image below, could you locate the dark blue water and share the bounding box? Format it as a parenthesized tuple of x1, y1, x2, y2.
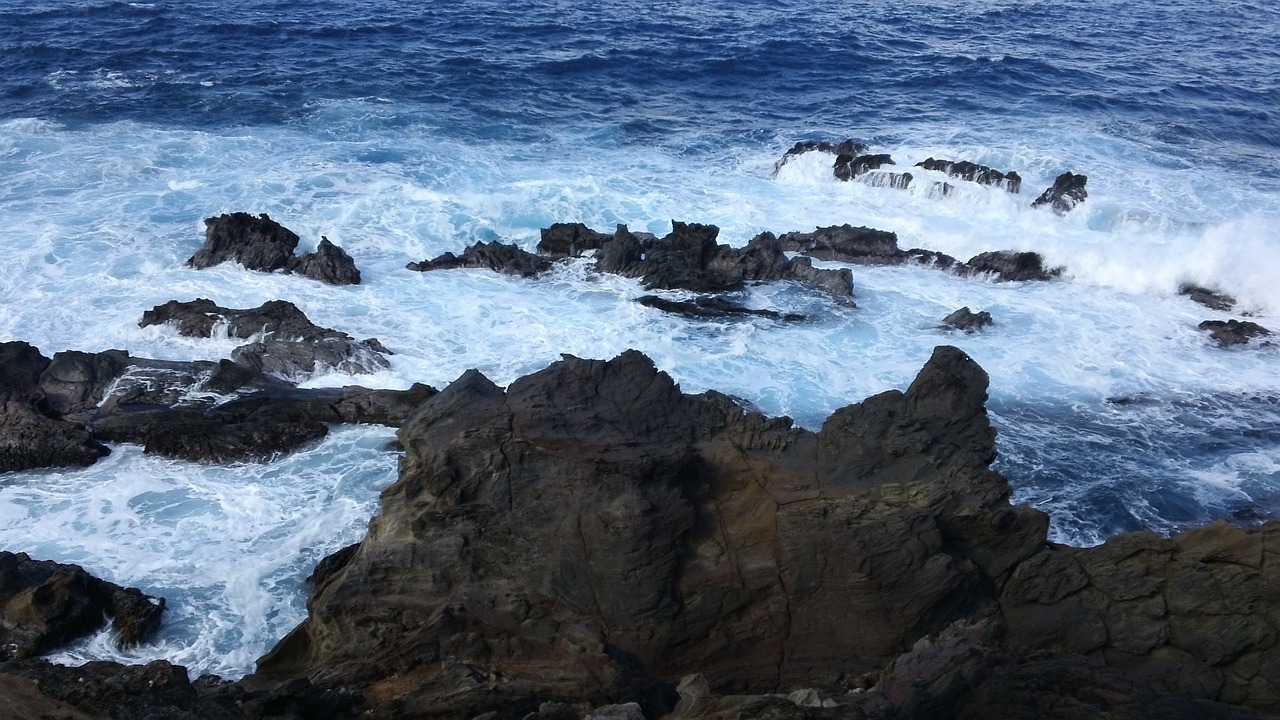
(4, 0, 1278, 174)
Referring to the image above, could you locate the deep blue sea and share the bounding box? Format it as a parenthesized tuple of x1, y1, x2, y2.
(1, 0, 1278, 677)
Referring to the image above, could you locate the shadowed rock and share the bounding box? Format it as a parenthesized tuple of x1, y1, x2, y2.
(1180, 284, 1237, 312)
(0, 341, 110, 471)
(964, 250, 1062, 282)
(1031, 172, 1089, 214)
(834, 153, 894, 181)
(940, 306, 994, 333)
(1198, 319, 1273, 348)
(188, 213, 362, 285)
(772, 139, 867, 175)
(777, 224, 905, 265)
(538, 223, 615, 259)
(407, 240, 552, 277)
(636, 295, 806, 321)
(915, 158, 1022, 193)
(0, 551, 164, 659)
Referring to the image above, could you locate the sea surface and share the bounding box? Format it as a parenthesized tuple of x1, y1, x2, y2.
(1, 0, 1278, 678)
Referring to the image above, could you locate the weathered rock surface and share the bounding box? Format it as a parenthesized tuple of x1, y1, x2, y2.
(1181, 285, 1238, 312)
(0, 341, 109, 471)
(0, 551, 164, 660)
(2, 341, 434, 466)
(141, 298, 391, 378)
(1199, 319, 1274, 348)
(940, 306, 994, 333)
(407, 240, 552, 277)
(1031, 172, 1089, 214)
(771, 139, 867, 175)
(915, 158, 1022, 193)
(963, 250, 1062, 282)
(833, 153, 895, 181)
(538, 223, 615, 260)
(636, 295, 806, 321)
(188, 213, 362, 285)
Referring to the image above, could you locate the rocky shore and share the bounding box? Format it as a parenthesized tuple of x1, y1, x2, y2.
(2, 346, 1276, 719)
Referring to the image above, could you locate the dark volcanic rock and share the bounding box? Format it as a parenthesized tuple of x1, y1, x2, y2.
(833, 153, 894, 181)
(860, 171, 914, 190)
(0, 551, 164, 659)
(0, 341, 110, 471)
(772, 139, 867, 174)
(777, 224, 905, 265)
(1180, 284, 1237, 312)
(538, 222, 615, 259)
(1031, 172, 1089, 214)
(964, 250, 1062, 282)
(188, 213, 362, 285)
(1198, 319, 1273, 348)
(140, 299, 391, 378)
(256, 347, 1048, 717)
(915, 158, 1022, 193)
(291, 237, 361, 285)
(636, 295, 806, 321)
(940, 306, 994, 333)
(407, 240, 552, 277)
(594, 222, 854, 298)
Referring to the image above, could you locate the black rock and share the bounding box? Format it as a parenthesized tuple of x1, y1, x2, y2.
(1179, 284, 1236, 312)
(915, 158, 1022, 193)
(777, 224, 905, 265)
(407, 240, 552, 277)
(636, 295, 806, 321)
(861, 171, 914, 190)
(940, 307, 994, 333)
(834, 153, 895, 181)
(0, 341, 110, 471)
(963, 250, 1061, 282)
(772, 139, 868, 174)
(1031, 172, 1088, 214)
(1198, 319, 1273, 348)
(537, 222, 614, 259)
(188, 213, 362, 285)
(290, 237, 361, 285)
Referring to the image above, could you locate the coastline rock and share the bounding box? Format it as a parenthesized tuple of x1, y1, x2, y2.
(256, 346, 1048, 716)
(915, 158, 1022, 193)
(0, 551, 164, 659)
(1198, 319, 1273, 348)
(0, 341, 110, 471)
(833, 153, 894, 181)
(1031, 172, 1089, 214)
(636, 295, 806, 321)
(777, 224, 905, 265)
(1180, 284, 1237, 312)
(860, 171, 913, 190)
(538, 223, 614, 259)
(188, 213, 362, 285)
(140, 299, 390, 378)
(963, 250, 1061, 282)
(772, 139, 867, 175)
(407, 240, 552, 277)
(940, 306, 994, 333)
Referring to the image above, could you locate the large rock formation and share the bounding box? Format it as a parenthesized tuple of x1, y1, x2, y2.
(0, 341, 109, 471)
(188, 213, 362, 285)
(0, 552, 164, 659)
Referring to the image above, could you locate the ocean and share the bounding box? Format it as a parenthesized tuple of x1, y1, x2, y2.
(1, 0, 1278, 679)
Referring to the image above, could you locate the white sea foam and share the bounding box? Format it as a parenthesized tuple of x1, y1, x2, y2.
(1, 110, 1278, 674)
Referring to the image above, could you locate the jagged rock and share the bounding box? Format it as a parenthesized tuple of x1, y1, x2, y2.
(940, 307, 994, 333)
(140, 299, 391, 378)
(636, 295, 806, 321)
(834, 153, 894, 181)
(1198, 319, 1273, 348)
(777, 224, 905, 265)
(0, 551, 164, 659)
(407, 240, 552, 277)
(594, 222, 853, 298)
(772, 139, 867, 174)
(0, 341, 110, 471)
(290, 237, 361, 285)
(915, 158, 1022, 193)
(860, 171, 913, 190)
(1031, 172, 1088, 214)
(256, 347, 1048, 717)
(1180, 284, 1237, 312)
(188, 213, 362, 285)
(538, 223, 614, 259)
(963, 250, 1061, 282)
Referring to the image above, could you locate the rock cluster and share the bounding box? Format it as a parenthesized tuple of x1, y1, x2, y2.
(188, 213, 362, 285)
(915, 158, 1022, 193)
(1198, 319, 1273, 348)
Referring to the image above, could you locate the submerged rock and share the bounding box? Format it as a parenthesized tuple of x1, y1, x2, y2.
(0, 551, 164, 659)
(772, 139, 867, 175)
(406, 240, 552, 277)
(860, 171, 913, 190)
(1198, 319, 1273, 348)
(636, 295, 806, 321)
(963, 250, 1062, 282)
(833, 152, 895, 181)
(1031, 172, 1089, 214)
(188, 213, 362, 285)
(1180, 284, 1237, 312)
(940, 306, 994, 332)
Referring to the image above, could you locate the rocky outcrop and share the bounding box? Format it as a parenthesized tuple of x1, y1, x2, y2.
(1031, 172, 1089, 214)
(538, 223, 615, 259)
(859, 171, 913, 190)
(833, 153, 895, 181)
(963, 250, 1062, 282)
(3, 341, 434, 467)
(1198, 319, 1273, 348)
(915, 158, 1022, 193)
(771, 139, 867, 175)
(0, 551, 164, 659)
(407, 240, 552, 277)
(141, 299, 390, 378)
(255, 347, 1049, 717)
(940, 306, 994, 333)
(188, 213, 362, 285)
(776, 224, 906, 265)
(636, 295, 806, 321)
(1181, 284, 1237, 312)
